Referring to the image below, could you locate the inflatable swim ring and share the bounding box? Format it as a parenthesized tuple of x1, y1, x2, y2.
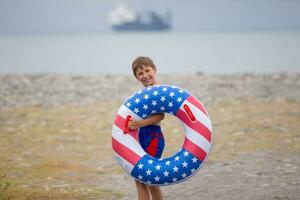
(112, 85, 212, 185)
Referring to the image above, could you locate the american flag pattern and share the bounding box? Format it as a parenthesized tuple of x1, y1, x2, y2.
(112, 85, 212, 185)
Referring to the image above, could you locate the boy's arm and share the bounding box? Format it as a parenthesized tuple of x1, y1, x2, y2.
(128, 113, 165, 130)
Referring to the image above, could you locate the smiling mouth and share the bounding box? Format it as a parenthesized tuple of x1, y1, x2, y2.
(142, 79, 153, 86)
(143, 78, 152, 83)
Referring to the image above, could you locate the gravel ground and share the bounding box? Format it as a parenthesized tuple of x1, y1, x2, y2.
(0, 73, 299, 200)
(1, 73, 300, 109)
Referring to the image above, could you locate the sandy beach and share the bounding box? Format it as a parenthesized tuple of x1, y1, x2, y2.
(0, 73, 300, 199)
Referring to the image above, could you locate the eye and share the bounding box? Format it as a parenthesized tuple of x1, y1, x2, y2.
(138, 72, 143, 76)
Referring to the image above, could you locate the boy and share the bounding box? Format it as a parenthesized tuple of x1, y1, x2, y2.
(128, 56, 164, 200)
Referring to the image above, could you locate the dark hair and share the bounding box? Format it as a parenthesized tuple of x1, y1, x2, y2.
(132, 56, 156, 77)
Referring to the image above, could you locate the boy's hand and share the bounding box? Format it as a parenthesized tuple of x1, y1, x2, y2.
(128, 119, 142, 130)
(127, 114, 164, 130)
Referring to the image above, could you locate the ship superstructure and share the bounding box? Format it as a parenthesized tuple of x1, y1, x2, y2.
(109, 4, 171, 31)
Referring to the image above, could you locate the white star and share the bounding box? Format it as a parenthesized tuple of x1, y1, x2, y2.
(146, 169, 152, 175)
(143, 104, 148, 110)
(148, 159, 154, 164)
(169, 92, 175, 97)
(160, 106, 165, 111)
(163, 170, 169, 177)
(177, 97, 182, 103)
(179, 89, 184, 93)
(191, 168, 196, 173)
(192, 157, 198, 163)
(126, 102, 131, 107)
(144, 94, 149, 100)
(154, 176, 160, 182)
(151, 101, 157, 106)
(175, 156, 180, 161)
(151, 110, 157, 114)
(134, 108, 139, 113)
(134, 98, 140, 104)
(168, 102, 174, 107)
(153, 91, 159, 96)
(147, 180, 151, 184)
(142, 114, 147, 118)
(181, 173, 187, 178)
(155, 164, 161, 170)
(165, 161, 171, 166)
(138, 163, 144, 169)
(172, 177, 177, 182)
(138, 90, 142, 94)
(173, 166, 179, 172)
(182, 161, 188, 168)
(183, 151, 189, 156)
(138, 175, 143, 180)
(147, 87, 152, 91)
(162, 87, 168, 92)
(160, 96, 166, 102)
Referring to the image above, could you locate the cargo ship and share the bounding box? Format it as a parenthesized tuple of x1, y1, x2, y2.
(109, 4, 171, 31)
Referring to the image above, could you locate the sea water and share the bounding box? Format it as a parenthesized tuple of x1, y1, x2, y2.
(0, 31, 299, 74)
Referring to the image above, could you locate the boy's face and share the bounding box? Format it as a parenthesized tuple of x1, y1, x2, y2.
(135, 65, 157, 87)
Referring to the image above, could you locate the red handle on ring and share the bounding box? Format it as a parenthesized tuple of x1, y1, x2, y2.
(123, 115, 132, 134)
(183, 104, 196, 122)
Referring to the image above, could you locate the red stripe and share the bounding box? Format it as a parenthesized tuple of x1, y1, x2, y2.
(114, 114, 139, 141)
(114, 114, 125, 130)
(146, 138, 159, 157)
(183, 137, 207, 161)
(177, 109, 211, 142)
(187, 95, 208, 116)
(112, 138, 141, 165)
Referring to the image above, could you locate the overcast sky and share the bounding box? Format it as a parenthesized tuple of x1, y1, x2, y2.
(0, 0, 300, 34)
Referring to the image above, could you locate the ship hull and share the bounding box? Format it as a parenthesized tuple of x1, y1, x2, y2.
(112, 23, 170, 31)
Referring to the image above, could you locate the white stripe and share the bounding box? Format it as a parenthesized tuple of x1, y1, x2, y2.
(180, 100, 212, 132)
(114, 152, 134, 174)
(118, 105, 143, 121)
(183, 123, 211, 153)
(112, 124, 146, 158)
